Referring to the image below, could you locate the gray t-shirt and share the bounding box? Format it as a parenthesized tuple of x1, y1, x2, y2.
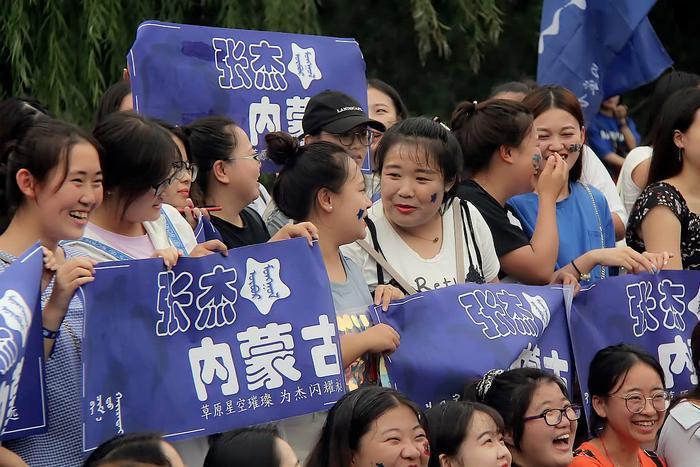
(332, 256, 378, 390)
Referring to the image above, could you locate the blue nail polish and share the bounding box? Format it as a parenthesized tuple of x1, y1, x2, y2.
(357, 209, 365, 220)
(430, 193, 437, 203)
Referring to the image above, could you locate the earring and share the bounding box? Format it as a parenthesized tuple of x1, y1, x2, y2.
(678, 147, 684, 162)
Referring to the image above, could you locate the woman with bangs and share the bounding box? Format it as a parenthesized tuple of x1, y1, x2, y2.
(426, 401, 512, 467)
(343, 117, 500, 295)
(508, 86, 667, 284)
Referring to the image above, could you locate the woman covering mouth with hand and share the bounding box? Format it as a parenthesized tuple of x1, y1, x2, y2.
(572, 344, 669, 467)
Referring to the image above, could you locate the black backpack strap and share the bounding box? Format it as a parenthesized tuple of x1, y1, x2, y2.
(643, 450, 664, 467)
(360, 217, 414, 295)
(459, 199, 485, 283)
(365, 217, 385, 286)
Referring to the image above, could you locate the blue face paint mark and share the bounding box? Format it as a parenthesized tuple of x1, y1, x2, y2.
(357, 208, 365, 220)
(430, 193, 438, 203)
(532, 153, 542, 171)
(568, 143, 582, 152)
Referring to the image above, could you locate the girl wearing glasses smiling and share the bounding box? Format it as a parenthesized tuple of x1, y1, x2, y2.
(573, 344, 669, 467)
(464, 368, 580, 467)
(186, 116, 317, 249)
(65, 112, 227, 265)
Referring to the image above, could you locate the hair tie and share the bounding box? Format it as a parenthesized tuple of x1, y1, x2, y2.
(473, 100, 478, 107)
(476, 369, 503, 400)
(432, 116, 451, 132)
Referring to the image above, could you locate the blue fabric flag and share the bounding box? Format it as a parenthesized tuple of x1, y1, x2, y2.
(81, 238, 345, 452)
(193, 215, 223, 244)
(373, 283, 575, 408)
(537, 0, 672, 121)
(127, 21, 371, 171)
(0, 244, 47, 440)
(569, 271, 700, 429)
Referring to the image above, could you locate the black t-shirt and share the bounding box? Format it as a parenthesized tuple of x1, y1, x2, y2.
(210, 208, 271, 249)
(457, 180, 530, 258)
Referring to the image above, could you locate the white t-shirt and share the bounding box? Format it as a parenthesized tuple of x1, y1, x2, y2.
(657, 400, 700, 467)
(342, 198, 500, 292)
(581, 145, 628, 226)
(617, 146, 653, 215)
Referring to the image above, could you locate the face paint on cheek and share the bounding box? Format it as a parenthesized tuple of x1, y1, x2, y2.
(430, 193, 437, 203)
(357, 208, 365, 220)
(567, 143, 582, 153)
(532, 153, 542, 171)
(376, 464, 385, 467)
(422, 440, 431, 457)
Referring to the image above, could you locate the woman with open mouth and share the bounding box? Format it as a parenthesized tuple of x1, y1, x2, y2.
(0, 106, 103, 465)
(573, 344, 669, 467)
(464, 367, 580, 467)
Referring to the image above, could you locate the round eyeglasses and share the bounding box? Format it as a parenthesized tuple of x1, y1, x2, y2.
(523, 404, 582, 427)
(609, 391, 670, 414)
(172, 161, 198, 182)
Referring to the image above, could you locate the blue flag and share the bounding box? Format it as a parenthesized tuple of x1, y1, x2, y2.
(81, 238, 345, 452)
(537, 0, 672, 121)
(569, 271, 700, 429)
(374, 283, 574, 409)
(127, 21, 371, 171)
(0, 244, 47, 440)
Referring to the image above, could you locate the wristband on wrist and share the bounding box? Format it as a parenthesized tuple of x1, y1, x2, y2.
(571, 259, 591, 282)
(42, 327, 60, 340)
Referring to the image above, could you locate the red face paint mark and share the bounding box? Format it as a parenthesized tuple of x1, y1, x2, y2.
(422, 440, 431, 457)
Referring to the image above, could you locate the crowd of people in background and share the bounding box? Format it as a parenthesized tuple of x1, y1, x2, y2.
(0, 65, 699, 466)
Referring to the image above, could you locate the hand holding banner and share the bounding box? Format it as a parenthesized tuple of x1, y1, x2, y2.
(81, 238, 345, 452)
(372, 282, 574, 409)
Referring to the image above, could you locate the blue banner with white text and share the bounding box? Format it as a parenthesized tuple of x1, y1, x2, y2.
(81, 238, 344, 452)
(569, 271, 700, 426)
(372, 283, 575, 409)
(0, 244, 47, 440)
(127, 21, 371, 171)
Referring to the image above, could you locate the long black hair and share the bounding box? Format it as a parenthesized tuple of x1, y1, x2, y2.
(647, 87, 700, 185)
(642, 70, 700, 146)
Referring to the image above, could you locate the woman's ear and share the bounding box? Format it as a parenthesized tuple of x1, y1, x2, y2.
(439, 453, 452, 467)
(444, 176, 456, 194)
(591, 395, 608, 420)
(15, 169, 37, 199)
(673, 129, 685, 150)
(212, 159, 230, 184)
(316, 187, 334, 214)
(580, 125, 587, 144)
(498, 145, 513, 164)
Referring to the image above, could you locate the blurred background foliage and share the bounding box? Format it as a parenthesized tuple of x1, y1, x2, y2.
(0, 0, 697, 134)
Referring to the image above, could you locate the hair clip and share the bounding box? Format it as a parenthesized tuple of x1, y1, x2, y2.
(432, 116, 451, 132)
(476, 368, 503, 400)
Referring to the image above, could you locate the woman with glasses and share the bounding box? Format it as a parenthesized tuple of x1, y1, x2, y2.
(186, 116, 316, 250)
(64, 111, 228, 466)
(657, 322, 700, 466)
(425, 400, 512, 467)
(572, 344, 669, 466)
(464, 368, 580, 467)
(65, 112, 227, 263)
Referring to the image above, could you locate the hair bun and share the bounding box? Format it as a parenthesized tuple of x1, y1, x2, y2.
(265, 131, 301, 167)
(450, 100, 479, 130)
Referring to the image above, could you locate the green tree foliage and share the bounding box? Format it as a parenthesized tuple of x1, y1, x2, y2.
(0, 0, 694, 128)
(0, 0, 505, 125)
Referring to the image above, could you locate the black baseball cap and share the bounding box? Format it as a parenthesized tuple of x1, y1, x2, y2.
(302, 90, 386, 135)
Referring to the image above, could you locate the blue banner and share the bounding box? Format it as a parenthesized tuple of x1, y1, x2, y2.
(537, 0, 672, 121)
(569, 271, 700, 426)
(81, 238, 344, 452)
(0, 244, 47, 440)
(372, 283, 575, 409)
(193, 215, 223, 244)
(127, 21, 371, 171)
